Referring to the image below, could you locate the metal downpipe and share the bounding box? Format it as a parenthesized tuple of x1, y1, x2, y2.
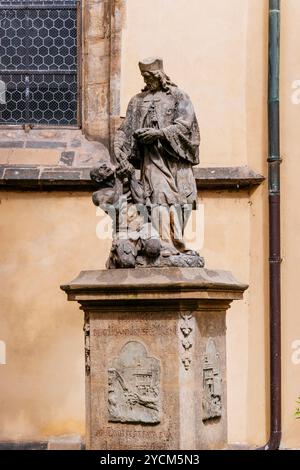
(260, 0, 282, 451)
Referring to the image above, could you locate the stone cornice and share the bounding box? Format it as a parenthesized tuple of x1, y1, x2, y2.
(0, 165, 264, 191)
(61, 267, 248, 304)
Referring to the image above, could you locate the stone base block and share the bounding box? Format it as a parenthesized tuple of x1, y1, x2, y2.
(47, 434, 82, 450)
(61, 267, 247, 450)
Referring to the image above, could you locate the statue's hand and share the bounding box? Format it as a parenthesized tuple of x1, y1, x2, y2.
(114, 144, 128, 162)
(134, 128, 163, 144)
(116, 160, 135, 180)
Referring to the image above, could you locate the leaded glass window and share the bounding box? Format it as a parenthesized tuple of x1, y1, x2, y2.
(0, 0, 79, 126)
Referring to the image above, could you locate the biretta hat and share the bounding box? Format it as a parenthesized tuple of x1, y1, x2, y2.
(138, 57, 164, 73)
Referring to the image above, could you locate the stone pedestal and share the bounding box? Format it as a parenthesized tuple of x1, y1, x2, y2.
(61, 267, 247, 450)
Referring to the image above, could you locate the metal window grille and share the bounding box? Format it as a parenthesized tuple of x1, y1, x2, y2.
(0, 0, 78, 126)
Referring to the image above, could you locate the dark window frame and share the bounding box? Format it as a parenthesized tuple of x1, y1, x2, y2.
(0, 0, 81, 128)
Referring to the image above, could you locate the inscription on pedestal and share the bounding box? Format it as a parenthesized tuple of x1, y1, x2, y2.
(108, 341, 161, 424)
(202, 338, 222, 421)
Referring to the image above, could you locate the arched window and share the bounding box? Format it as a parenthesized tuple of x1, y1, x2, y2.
(0, 0, 79, 126)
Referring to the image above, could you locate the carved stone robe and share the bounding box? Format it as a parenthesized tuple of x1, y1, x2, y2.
(115, 86, 200, 208)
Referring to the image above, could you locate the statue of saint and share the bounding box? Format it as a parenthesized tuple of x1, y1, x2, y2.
(91, 57, 204, 269)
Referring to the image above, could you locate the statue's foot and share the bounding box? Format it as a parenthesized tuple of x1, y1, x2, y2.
(183, 249, 200, 257)
(161, 248, 178, 257)
(158, 252, 205, 268)
(135, 251, 205, 268)
(106, 239, 137, 269)
(160, 241, 179, 257)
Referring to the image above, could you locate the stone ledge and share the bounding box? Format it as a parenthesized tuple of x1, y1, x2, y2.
(0, 164, 264, 191)
(47, 434, 83, 451)
(0, 129, 110, 166)
(0, 440, 48, 450)
(0, 438, 85, 450)
(0, 165, 93, 190)
(61, 267, 248, 303)
(193, 166, 265, 189)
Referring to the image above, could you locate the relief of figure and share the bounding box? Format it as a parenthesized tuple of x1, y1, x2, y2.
(91, 57, 204, 269)
(91, 161, 160, 268)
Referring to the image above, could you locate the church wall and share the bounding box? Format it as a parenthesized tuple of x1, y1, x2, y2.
(0, 0, 299, 449)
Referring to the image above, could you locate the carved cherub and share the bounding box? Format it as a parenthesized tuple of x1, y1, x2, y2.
(90, 161, 161, 268)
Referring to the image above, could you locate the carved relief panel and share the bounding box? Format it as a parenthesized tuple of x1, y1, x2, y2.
(202, 338, 222, 421)
(108, 341, 161, 424)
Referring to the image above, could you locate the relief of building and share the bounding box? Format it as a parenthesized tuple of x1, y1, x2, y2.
(202, 338, 222, 421)
(108, 341, 161, 424)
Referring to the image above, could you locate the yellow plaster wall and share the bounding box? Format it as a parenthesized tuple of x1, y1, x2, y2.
(0, 190, 252, 443)
(0, 0, 300, 449)
(0, 192, 110, 440)
(120, 0, 249, 167)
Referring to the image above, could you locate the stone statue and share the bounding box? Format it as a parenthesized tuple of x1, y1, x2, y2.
(91, 57, 204, 269)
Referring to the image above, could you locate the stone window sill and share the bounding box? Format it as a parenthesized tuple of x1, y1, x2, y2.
(0, 129, 109, 167)
(0, 130, 265, 191)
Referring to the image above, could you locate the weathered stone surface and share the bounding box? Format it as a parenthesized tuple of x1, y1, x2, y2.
(4, 168, 40, 180)
(108, 341, 161, 424)
(136, 253, 205, 268)
(47, 434, 82, 450)
(70, 138, 82, 148)
(61, 267, 248, 300)
(0, 441, 47, 450)
(61, 267, 248, 450)
(194, 166, 265, 189)
(0, 141, 23, 148)
(80, 0, 125, 143)
(0, 165, 89, 190)
(0, 128, 110, 167)
(60, 151, 75, 166)
(0, 163, 265, 191)
(194, 310, 227, 449)
(88, 309, 180, 450)
(202, 338, 222, 421)
(41, 170, 81, 181)
(26, 141, 66, 149)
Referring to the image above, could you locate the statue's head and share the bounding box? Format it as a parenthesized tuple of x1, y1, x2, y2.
(90, 161, 115, 184)
(138, 57, 177, 92)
